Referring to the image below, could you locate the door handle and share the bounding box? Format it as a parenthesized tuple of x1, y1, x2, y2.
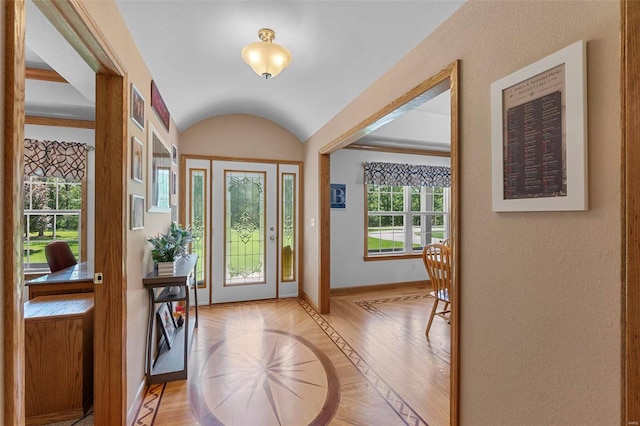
(269, 236, 275, 241)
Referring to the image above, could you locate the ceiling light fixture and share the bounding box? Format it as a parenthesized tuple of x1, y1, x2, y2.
(241, 28, 292, 79)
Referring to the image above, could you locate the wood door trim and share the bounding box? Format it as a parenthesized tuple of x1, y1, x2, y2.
(622, 0, 640, 422)
(25, 67, 66, 83)
(344, 144, 451, 158)
(25, 115, 95, 129)
(5, 1, 128, 424)
(316, 61, 460, 425)
(3, 2, 26, 424)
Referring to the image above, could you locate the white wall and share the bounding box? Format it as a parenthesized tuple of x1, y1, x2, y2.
(330, 149, 450, 288)
(23, 125, 96, 265)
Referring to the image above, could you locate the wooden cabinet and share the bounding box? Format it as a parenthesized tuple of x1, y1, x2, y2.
(143, 254, 198, 384)
(24, 294, 94, 425)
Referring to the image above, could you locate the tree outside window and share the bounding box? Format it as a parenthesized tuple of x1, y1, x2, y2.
(23, 176, 82, 270)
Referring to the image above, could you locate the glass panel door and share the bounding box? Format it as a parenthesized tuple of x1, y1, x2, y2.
(212, 161, 276, 303)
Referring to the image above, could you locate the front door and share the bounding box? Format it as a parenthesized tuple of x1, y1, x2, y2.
(212, 161, 277, 302)
(185, 159, 300, 304)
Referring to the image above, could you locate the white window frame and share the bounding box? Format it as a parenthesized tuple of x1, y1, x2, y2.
(365, 184, 450, 259)
(23, 176, 83, 272)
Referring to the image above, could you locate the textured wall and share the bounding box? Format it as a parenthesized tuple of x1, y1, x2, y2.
(180, 113, 303, 161)
(71, 1, 180, 417)
(305, 1, 620, 423)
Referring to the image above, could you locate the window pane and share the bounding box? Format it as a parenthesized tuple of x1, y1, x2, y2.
(367, 214, 404, 254)
(365, 182, 449, 257)
(190, 169, 207, 288)
(281, 174, 296, 282)
(23, 176, 82, 270)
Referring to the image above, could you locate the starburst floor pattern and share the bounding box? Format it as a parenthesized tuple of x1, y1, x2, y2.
(189, 329, 339, 425)
(134, 286, 450, 425)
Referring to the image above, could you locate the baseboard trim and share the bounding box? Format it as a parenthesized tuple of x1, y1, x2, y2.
(330, 280, 428, 296)
(300, 290, 320, 312)
(127, 379, 146, 426)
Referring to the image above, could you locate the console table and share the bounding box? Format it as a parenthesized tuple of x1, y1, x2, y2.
(143, 254, 198, 384)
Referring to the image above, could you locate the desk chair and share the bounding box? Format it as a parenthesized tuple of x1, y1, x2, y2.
(422, 243, 452, 336)
(45, 241, 77, 272)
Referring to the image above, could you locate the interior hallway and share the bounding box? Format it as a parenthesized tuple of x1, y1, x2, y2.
(133, 286, 450, 425)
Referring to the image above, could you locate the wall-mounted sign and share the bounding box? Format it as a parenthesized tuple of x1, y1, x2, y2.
(151, 80, 170, 131)
(330, 184, 346, 209)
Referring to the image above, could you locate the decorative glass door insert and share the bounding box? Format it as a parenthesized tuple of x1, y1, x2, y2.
(212, 161, 276, 303)
(225, 171, 266, 285)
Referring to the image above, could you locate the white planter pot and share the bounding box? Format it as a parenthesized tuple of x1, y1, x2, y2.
(156, 261, 176, 276)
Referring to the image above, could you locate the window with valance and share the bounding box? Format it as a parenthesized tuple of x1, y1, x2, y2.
(24, 139, 88, 180)
(363, 161, 450, 188)
(363, 161, 450, 258)
(23, 139, 89, 271)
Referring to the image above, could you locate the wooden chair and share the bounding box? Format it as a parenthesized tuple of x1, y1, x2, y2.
(45, 241, 77, 272)
(422, 243, 452, 336)
(442, 237, 451, 247)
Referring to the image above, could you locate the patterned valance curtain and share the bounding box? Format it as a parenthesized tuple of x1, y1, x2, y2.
(24, 139, 88, 180)
(363, 161, 451, 188)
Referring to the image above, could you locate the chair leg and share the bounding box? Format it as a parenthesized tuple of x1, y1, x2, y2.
(425, 299, 439, 336)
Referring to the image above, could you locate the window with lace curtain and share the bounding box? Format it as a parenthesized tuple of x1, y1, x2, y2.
(23, 139, 87, 271)
(364, 162, 450, 259)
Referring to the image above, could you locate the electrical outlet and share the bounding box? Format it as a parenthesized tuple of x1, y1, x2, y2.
(94, 272, 103, 284)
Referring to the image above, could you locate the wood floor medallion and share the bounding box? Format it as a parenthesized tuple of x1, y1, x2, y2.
(134, 286, 449, 425)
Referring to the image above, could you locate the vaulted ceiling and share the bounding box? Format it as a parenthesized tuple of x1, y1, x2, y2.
(25, 0, 462, 148)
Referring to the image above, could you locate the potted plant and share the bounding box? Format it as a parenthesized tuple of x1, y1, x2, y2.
(147, 222, 193, 277)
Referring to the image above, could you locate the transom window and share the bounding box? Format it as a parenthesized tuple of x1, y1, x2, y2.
(23, 176, 83, 271)
(366, 184, 449, 257)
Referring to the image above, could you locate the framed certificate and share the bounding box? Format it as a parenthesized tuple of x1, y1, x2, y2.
(491, 40, 587, 212)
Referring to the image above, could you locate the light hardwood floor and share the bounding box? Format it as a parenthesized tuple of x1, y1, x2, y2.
(133, 285, 450, 425)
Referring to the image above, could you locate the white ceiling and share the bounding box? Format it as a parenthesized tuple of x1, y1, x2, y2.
(25, 0, 462, 146)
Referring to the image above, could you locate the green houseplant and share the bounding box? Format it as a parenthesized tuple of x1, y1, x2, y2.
(147, 223, 192, 276)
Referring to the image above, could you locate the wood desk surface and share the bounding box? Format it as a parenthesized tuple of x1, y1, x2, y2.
(24, 293, 94, 320)
(25, 262, 94, 285)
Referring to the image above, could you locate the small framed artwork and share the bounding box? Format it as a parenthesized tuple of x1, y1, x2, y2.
(172, 171, 177, 195)
(130, 83, 145, 130)
(491, 40, 587, 212)
(330, 184, 346, 209)
(156, 302, 176, 349)
(172, 144, 178, 165)
(130, 194, 144, 230)
(151, 80, 170, 131)
(131, 136, 143, 182)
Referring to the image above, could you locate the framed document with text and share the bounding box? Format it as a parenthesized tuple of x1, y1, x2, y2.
(491, 40, 587, 212)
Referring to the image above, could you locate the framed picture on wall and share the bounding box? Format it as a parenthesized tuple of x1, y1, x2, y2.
(131, 136, 143, 183)
(130, 194, 144, 230)
(491, 40, 587, 212)
(172, 144, 178, 165)
(130, 83, 145, 130)
(151, 80, 170, 131)
(172, 171, 177, 195)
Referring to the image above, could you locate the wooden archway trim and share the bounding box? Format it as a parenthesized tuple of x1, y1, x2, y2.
(4, 1, 128, 424)
(622, 0, 640, 421)
(317, 61, 460, 424)
(3, 2, 26, 425)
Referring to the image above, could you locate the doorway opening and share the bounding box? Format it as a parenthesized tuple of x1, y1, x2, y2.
(317, 61, 460, 423)
(4, 1, 128, 423)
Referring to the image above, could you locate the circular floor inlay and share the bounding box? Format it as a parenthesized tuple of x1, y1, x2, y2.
(189, 329, 339, 425)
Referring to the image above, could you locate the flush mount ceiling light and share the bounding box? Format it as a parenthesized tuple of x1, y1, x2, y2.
(241, 28, 292, 79)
